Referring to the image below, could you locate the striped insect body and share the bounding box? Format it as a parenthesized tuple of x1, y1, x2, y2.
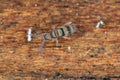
(27, 22, 77, 53)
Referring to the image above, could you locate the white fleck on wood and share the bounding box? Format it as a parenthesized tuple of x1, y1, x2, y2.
(96, 20, 105, 28)
(34, 4, 38, 7)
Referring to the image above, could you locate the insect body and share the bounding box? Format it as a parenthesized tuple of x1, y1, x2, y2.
(27, 22, 77, 53)
(43, 25, 77, 41)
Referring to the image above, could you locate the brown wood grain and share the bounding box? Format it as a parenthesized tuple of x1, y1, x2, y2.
(0, 0, 120, 80)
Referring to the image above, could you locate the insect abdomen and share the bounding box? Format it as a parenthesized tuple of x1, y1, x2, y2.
(50, 30, 58, 38)
(50, 28, 65, 38)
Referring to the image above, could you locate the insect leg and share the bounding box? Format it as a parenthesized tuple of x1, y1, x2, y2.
(40, 40, 45, 53)
(55, 38, 58, 46)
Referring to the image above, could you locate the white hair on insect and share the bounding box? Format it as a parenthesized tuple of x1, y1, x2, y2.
(27, 27, 32, 42)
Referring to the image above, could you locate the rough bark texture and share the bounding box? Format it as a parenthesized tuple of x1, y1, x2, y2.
(0, 0, 120, 80)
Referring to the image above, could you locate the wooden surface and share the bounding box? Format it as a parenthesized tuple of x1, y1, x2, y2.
(0, 0, 120, 80)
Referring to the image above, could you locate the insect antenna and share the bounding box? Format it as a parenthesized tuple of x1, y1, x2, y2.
(27, 27, 43, 42)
